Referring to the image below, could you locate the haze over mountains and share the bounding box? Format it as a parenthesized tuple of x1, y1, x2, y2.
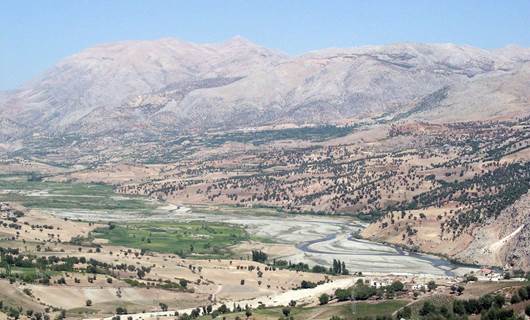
(1, 37, 530, 141)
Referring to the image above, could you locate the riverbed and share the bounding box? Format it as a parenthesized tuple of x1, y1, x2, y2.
(167, 208, 475, 277)
(4, 176, 474, 277)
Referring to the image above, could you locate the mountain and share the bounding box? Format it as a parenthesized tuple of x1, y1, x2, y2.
(1, 38, 530, 140)
(0, 36, 285, 135)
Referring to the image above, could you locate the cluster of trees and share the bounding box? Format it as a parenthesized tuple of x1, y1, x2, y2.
(403, 161, 530, 236)
(251, 250, 268, 263)
(331, 259, 349, 275)
(0, 300, 54, 320)
(319, 279, 406, 304)
(509, 284, 530, 304)
(0, 247, 152, 285)
(402, 291, 529, 320)
(271, 259, 349, 276)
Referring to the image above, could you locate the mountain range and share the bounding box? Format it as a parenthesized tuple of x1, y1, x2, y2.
(1, 37, 530, 141)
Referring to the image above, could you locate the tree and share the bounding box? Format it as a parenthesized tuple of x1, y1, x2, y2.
(159, 303, 168, 311)
(427, 281, 437, 291)
(493, 294, 505, 307)
(518, 287, 529, 300)
(510, 293, 521, 304)
(245, 309, 252, 318)
(453, 300, 466, 315)
(525, 305, 530, 317)
(389, 280, 404, 292)
(179, 279, 188, 288)
(86, 299, 92, 307)
(479, 294, 494, 310)
(353, 283, 376, 300)
(300, 280, 317, 289)
(419, 301, 436, 316)
(217, 304, 228, 314)
(334, 288, 351, 301)
(464, 298, 480, 314)
(319, 293, 330, 305)
(282, 307, 291, 317)
(396, 306, 412, 319)
(251, 250, 267, 263)
(191, 308, 200, 318)
(116, 307, 127, 315)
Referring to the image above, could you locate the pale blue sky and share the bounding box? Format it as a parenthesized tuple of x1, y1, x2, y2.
(1, 0, 530, 90)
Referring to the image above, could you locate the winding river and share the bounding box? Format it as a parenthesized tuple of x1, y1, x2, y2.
(39, 196, 474, 277)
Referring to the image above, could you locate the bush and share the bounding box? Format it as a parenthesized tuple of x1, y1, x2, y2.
(353, 283, 376, 300)
(510, 293, 521, 304)
(319, 293, 330, 305)
(217, 304, 228, 314)
(517, 287, 529, 300)
(251, 250, 267, 263)
(300, 280, 317, 289)
(427, 281, 437, 291)
(493, 294, 505, 307)
(179, 279, 188, 288)
(116, 307, 127, 315)
(419, 301, 436, 316)
(335, 288, 351, 301)
(453, 300, 466, 315)
(396, 306, 412, 319)
(389, 280, 404, 292)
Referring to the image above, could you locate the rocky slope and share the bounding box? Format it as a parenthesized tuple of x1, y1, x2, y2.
(362, 188, 530, 270)
(1, 39, 530, 140)
(457, 191, 530, 270)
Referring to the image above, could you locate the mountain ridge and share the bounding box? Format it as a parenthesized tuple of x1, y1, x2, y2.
(1, 38, 530, 141)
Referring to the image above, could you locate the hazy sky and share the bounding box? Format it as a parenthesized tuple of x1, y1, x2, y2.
(2, 0, 530, 90)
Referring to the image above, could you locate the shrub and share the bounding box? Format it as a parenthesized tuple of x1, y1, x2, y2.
(334, 288, 351, 301)
(319, 293, 330, 305)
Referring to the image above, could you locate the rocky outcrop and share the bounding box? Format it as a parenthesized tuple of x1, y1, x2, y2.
(457, 191, 530, 270)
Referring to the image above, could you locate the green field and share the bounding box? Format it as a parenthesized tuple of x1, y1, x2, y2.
(93, 221, 250, 258)
(0, 174, 157, 211)
(0, 266, 59, 283)
(198, 300, 408, 320)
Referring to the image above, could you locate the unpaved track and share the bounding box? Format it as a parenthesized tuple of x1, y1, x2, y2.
(91, 278, 357, 320)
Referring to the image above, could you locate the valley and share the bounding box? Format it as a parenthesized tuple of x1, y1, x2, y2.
(1, 36, 530, 320)
(0, 174, 470, 275)
(0, 174, 474, 320)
